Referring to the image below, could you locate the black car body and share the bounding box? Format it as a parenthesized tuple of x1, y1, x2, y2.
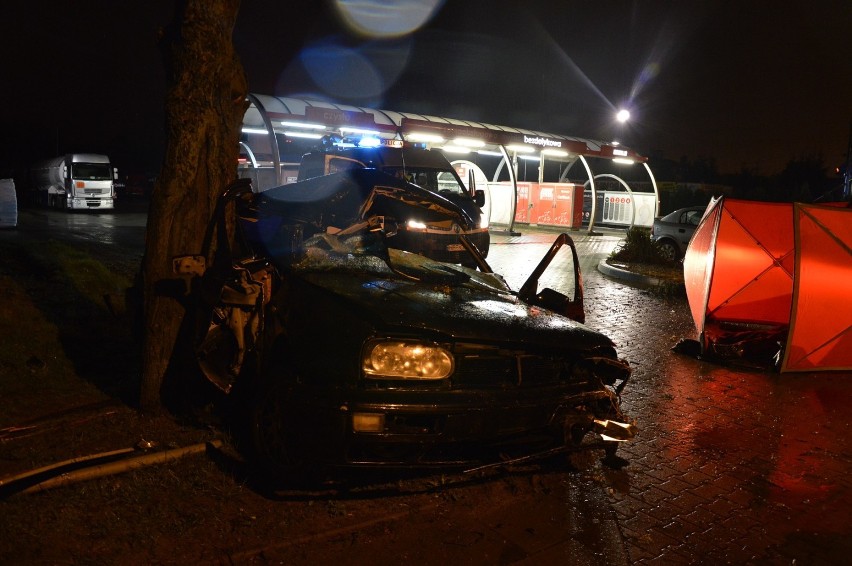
(178, 171, 633, 473)
(296, 144, 490, 263)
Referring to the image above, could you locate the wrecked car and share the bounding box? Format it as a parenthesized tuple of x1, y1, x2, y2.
(176, 169, 634, 475)
(296, 142, 490, 265)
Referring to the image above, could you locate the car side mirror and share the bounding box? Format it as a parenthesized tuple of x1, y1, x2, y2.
(529, 287, 585, 323)
(474, 189, 485, 208)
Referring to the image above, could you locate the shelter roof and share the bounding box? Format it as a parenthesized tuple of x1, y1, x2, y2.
(243, 94, 646, 163)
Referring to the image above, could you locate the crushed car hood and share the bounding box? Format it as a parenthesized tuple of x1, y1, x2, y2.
(296, 267, 612, 352)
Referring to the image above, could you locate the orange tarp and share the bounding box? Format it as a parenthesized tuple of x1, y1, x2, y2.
(683, 197, 852, 372)
(682, 199, 717, 335)
(781, 204, 852, 372)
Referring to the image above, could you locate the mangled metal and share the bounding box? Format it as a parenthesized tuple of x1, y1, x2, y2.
(176, 171, 634, 474)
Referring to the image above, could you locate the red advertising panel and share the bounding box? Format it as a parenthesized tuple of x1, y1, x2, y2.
(530, 183, 581, 228)
(530, 183, 551, 224)
(514, 182, 533, 223)
(552, 183, 581, 228)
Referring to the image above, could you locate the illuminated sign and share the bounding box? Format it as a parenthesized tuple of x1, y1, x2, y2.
(305, 107, 376, 127)
(523, 135, 562, 148)
(613, 148, 628, 157)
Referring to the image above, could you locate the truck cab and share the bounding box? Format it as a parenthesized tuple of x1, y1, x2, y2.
(296, 142, 490, 263)
(30, 153, 117, 210)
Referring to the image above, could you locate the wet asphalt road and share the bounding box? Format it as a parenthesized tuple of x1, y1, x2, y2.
(6, 200, 149, 248)
(1, 200, 149, 278)
(4, 204, 851, 564)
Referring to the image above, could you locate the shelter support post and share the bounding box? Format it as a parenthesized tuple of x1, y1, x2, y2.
(247, 93, 282, 187)
(496, 144, 521, 236)
(643, 161, 660, 218)
(579, 155, 599, 235)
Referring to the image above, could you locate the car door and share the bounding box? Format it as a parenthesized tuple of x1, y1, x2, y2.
(679, 209, 702, 249)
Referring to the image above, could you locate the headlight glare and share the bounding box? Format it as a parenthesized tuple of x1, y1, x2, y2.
(363, 340, 453, 380)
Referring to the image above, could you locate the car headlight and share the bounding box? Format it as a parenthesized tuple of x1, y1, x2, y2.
(407, 219, 427, 230)
(362, 339, 454, 380)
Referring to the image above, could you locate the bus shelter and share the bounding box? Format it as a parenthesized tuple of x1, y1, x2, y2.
(239, 94, 659, 233)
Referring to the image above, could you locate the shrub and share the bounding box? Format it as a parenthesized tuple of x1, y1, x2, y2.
(610, 227, 671, 265)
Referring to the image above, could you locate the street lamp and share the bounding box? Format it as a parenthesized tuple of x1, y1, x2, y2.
(588, 108, 632, 235)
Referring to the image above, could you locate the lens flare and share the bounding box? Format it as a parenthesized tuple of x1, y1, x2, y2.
(333, 0, 444, 39)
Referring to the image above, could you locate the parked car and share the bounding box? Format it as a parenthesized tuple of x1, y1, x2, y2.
(174, 171, 634, 478)
(651, 205, 707, 260)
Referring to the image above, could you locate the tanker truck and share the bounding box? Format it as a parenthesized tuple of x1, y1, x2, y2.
(30, 154, 117, 210)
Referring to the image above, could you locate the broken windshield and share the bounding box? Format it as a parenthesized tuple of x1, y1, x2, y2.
(385, 168, 467, 196)
(293, 231, 510, 292)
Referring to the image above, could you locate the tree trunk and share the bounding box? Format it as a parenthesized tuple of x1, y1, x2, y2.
(140, 0, 247, 412)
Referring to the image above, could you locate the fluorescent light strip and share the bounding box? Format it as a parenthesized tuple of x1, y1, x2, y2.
(452, 137, 485, 147)
(280, 121, 326, 129)
(284, 131, 324, 139)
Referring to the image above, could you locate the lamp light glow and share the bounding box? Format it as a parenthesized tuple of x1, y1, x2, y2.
(407, 132, 445, 143)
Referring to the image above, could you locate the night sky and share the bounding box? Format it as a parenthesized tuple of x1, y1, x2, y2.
(2, 0, 850, 178)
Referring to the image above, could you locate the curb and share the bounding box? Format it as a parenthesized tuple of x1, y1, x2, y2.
(597, 259, 684, 290)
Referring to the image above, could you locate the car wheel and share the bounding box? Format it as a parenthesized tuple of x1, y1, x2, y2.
(656, 240, 679, 261)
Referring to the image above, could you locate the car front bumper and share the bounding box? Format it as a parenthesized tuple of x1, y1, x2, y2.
(288, 384, 628, 468)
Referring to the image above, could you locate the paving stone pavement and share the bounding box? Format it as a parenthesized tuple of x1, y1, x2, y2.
(488, 225, 852, 565)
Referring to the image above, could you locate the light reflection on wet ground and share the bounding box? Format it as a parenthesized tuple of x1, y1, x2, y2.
(494, 227, 852, 563)
(4, 205, 149, 271)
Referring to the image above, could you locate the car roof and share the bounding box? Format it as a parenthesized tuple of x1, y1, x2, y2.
(660, 206, 706, 221)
